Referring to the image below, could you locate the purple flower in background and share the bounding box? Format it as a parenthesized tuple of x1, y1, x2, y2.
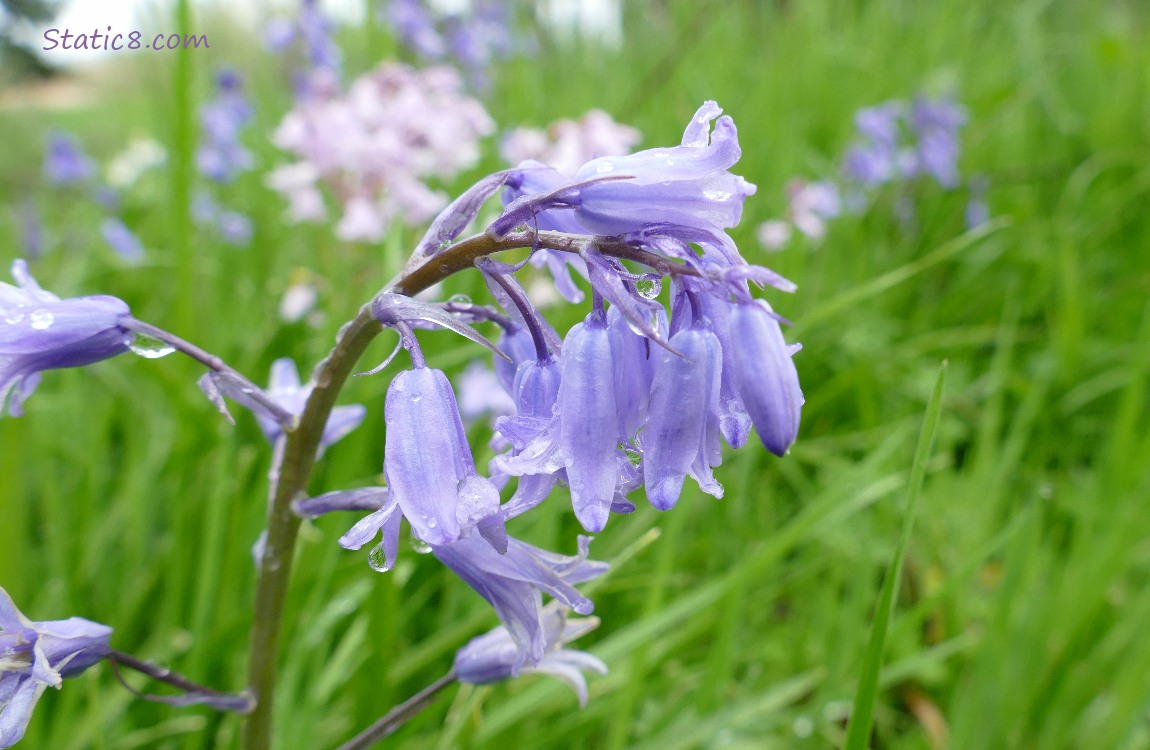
(965, 175, 990, 229)
(256, 358, 366, 451)
(455, 603, 606, 705)
(434, 533, 606, 673)
(43, 132, 95, 186)
(18, 201, 45, 260)
(0, 586, 112, 747)
(908, 96, 967, 188)
(265, 0, 341, 89)
(99, 218, 146, 263)
(1, 260, 134, 417)
(197, 69, 254, 183)
(385, 0, 524, 90)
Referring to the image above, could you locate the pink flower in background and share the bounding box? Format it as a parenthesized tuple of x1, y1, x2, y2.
(501, 109, 641, 177)
(267, 63, 495, 242)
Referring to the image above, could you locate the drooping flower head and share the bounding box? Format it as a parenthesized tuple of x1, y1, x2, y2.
(455, 603, 606, 705)
(1, 261, 134, 417)
(435, 533, 606, 673)
(0, 587, 112, 747)
(256, 358, 366, 452)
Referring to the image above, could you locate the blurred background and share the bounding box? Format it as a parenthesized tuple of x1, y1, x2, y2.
(2, 0, 1149, 748)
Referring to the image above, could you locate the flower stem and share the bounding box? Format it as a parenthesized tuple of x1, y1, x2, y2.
(335, 671, 457, 750)
(240, 229, 691, 750)
(108, 649, 254, 713)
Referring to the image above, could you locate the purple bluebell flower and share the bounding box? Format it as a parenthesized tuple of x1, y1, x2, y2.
(457, 361, 515, 422)
(643, 324, 724, 510)
(0, 586, 112, 747)
(557, 313, 620, 532)
(906, 96, 966, 188)
(965, 175, 990, 229)
(729, 301, 803, 456)
(256, 358, 366, 451)
(1, 260, 134, 417)
(434, 533, 606, 672)
(216, 211, 253, 247)
(43, 132, 95, 186)
(454, 603, 606, 705)
(384, 367, 505, 549)
(18, 201, 45, 260)
(197, 69, 253, 183)
(570, 101, 756, 238)
(386, 0, 447, 59)
(99, 218, 146, 263)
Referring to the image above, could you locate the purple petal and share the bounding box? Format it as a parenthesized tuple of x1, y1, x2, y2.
(558, 317, 619, 531)
(729, 301, 803, 456)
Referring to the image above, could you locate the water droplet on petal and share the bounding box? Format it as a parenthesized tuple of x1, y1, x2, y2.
(129, 333, 176, 359)
(635, 278, 662, 299)
(29, 309, 54, 329)
(4, 312, 25, 325)
(368, 543, 392, 572)
(448, 293, 471, 305)
(410, 538, 432, 554)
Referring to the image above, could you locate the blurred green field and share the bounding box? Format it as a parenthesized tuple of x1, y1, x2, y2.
(2, 0, 1150, 748)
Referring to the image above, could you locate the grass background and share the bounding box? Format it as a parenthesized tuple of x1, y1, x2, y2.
(2, 0, 1150, 747)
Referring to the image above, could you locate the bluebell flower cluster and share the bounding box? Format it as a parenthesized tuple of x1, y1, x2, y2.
(264, 0, 342, 95)
(385, 0, 524, 90)
(758, 93, 988, 250)
(197, 69, 254, 184)
(0, 587, 112, 748)
(39, 132, 150, 263)
(302, 101, 803, 695)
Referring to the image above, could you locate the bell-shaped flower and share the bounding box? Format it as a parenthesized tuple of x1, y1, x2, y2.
(570, 101, 757, 238)
(606, 304, 658, 442)
(694, 291, 751, 448)
(729, 301, 803, 456)
(557, 314, 620, 532)
(385, 367, 505, 550)
(434, 533, 606, 673)
(256, 357, 366, 453)
(454, 603, 606, 706)
(643, 325, 724, 510)
(1, 260, 134, 417)
(1, 587, 112, 748)
(491, 354, 564, 519)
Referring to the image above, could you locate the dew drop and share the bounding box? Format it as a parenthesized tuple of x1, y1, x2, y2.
(29, 309, 54, 330)
(410, 538, 432, 554)
(129, 333, 176, 359)
(624, 447, 642, 467)
(635, 278, 662, 299)
(448, 293, 471, 305)
(368, 543, 392, 573)
(4, 312, 25, 325)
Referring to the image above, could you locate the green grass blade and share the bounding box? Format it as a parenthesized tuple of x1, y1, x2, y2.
(843, 361, 948, 750)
